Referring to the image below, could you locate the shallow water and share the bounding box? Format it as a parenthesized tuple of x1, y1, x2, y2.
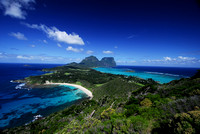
(93, 66, 199, 83)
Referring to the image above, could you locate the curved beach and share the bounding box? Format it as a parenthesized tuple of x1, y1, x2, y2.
(45, 82, 93, 99)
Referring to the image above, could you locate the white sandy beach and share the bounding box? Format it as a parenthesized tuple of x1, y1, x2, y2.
(45, 81, 93, 99)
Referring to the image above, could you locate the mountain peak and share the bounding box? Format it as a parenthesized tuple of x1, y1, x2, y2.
(79, 56, 116, 67)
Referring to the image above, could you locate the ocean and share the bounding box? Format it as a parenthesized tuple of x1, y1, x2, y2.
(93, 66, 200, 84)
(0, 63, 88, 129)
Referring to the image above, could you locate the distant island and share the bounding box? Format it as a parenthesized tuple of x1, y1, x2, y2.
(68, 56, 116, 68)
(125, 70, 135, 72)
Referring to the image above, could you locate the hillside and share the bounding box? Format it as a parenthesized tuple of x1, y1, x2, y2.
(2, 65, 200, 133)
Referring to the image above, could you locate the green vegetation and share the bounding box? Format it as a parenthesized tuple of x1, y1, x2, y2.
(2, 66, 200, 134)
(43, 72, 53, 75)
(79, 56, 116, 67)
(65, 72, 70, 75)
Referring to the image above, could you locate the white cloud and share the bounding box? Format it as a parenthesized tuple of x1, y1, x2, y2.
(16, 54, 67, 63)
(103, 50, 113, 54)
(57, 43, 62, 48)
(66, 46, 83, 53)
(116, 60, 136, 65)
(143, 59, 162, 63)
(22, 23, 85, 45)
(114, 46, 118, 49)
(0, 0, 35, 19)
(30, 45, 35, 47)
(178, 56, 196, 60)
(0, 53, 82, 63)
(86, 50, 94, 54)
(17, 55, 33, 60)
(43, 40, 47, 44)
(143, 56, 199, 65)
(10, 32, 27, 40)
(164, 56, 172, 61)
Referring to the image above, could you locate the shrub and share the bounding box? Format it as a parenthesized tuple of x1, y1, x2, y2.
(140, 98, 152, 107)
(124, 104, 139, 117)
(101, 108, 115, 119)
(189, 89, 200, 96)
(161, 110, 200, 134)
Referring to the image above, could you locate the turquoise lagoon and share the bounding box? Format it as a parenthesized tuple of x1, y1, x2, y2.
(93, 67, 186, 84)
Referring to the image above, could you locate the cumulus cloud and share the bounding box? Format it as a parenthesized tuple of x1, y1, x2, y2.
(103, 50, 113, 54)
(163, 56, 172, 61)
(9, 32, 27, 40)
(22, 23, 85, 45)
(86, 50, 94, 54)
(0, 0, 35, 19)
(66, 46, 83, 53)
(57, 43, 62, 48)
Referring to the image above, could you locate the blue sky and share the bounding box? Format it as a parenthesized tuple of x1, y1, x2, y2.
(0, 0, 200, 67)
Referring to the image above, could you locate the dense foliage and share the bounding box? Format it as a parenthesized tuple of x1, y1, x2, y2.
(2, 67, 200, 134)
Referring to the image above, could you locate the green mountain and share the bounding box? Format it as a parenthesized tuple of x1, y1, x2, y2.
(79, 56, 102, 67)
(79, 56, 116, 67)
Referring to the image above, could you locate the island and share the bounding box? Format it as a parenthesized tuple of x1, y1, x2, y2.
(2, 56, 200, 134)
(125, 70, 135, 72)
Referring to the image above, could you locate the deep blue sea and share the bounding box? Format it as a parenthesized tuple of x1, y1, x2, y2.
(93, 66, 200, 83)
(0, 63, 88, 129)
